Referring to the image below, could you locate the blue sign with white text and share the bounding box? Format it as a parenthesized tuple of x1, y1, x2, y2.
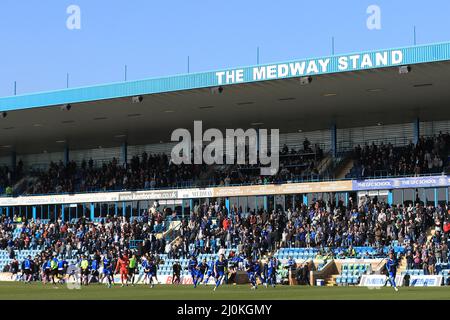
(352, 175, 450, 191)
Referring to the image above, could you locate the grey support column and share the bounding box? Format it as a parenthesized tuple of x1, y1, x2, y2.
(121, 141, 128, 166)
(331, 124, 337, 158)
(413, 118, 420, 145)
(64, 146, 70, 166)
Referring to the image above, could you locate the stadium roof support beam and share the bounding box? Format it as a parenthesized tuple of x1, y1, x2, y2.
(413, 118, 420, 145)
(11, 151, 16, 174)
(225, 197, 230, 215)
(64, 146, 69, 166)
(32, 206, 37, 220)
(331, 124, 337, 158)
(121, 141, 128, 166)
(90, 203, 95, 221)
(387, 191, 393, 206)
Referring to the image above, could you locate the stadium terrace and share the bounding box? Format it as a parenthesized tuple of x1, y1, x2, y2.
(0, 42, 449, 291)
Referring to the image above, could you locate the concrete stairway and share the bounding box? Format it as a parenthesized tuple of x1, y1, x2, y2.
(12, 176, 33, 195)
(196, 165, 219, 186)
(316, 153, 333, 175)
(335, 159, 354, 180)
(161, 220, 182, 241)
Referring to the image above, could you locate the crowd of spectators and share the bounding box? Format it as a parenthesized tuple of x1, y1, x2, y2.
(0, 207, 168, 263)
(20, 141, 324, 195)
(404, 239, 449, 275)
(169, 195, 450, 268)
(0, 135, 449, 276)
(16, 132, 450, 195)
(1, 134, 450, 196)
(1, 192, 449, 275)
(24, 154, 206, 195)
(142, 195, 450, 270)
(204, 141, 324, 187)
(348, 133, 450, 179)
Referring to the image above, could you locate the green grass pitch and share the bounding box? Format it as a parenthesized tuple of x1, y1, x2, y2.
(0, 282, 449, 300)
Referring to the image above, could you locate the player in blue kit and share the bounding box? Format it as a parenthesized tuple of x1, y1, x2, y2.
(89, 257, 100, 284)
(254, 259, 266, 287)
(188, 255, 199, 288)
(23, 255, 33, 283)
(245, 256, 257, 290)
(101, 255, 113, 288)
(213, 254, 227, 291)
(267, 257, 277, 287)
(203, 256, 216, 285)
(42, 257, 52, 285)
(150, 256, 160, 285)
(142, 256, 156, 288)
(195, 258, 208, 286)
(384, 252, 399, 291)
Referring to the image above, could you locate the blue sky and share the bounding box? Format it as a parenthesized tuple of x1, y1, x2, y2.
(0, 0, 449, 97)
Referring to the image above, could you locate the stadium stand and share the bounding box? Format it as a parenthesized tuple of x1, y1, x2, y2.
(0, 142, 325, 196)
(1, 134, 449, 199)
(0, 141, 449, 286)
(2, 42, 450, 288)
(346, 134, 450, 179)
(0, 194, 448, 285)
(0, 135, 448, 202)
